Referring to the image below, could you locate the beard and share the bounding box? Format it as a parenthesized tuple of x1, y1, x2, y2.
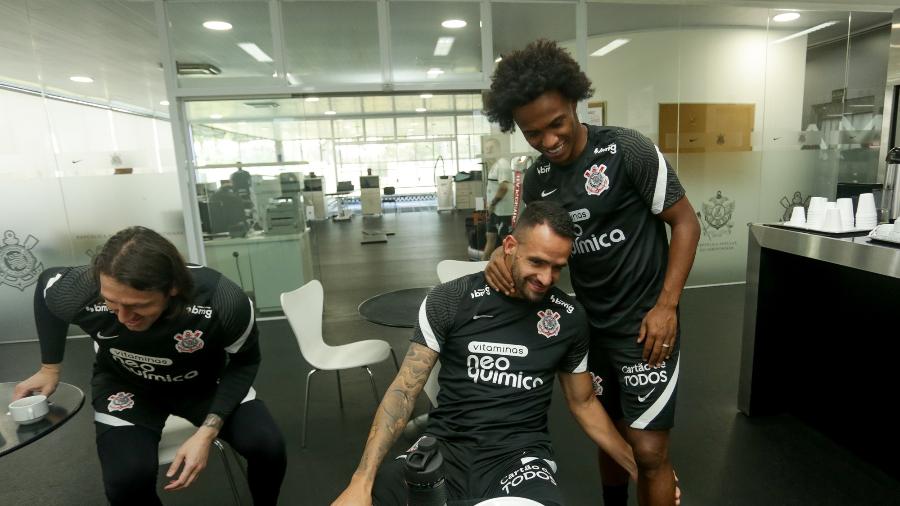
(511, 261, 545, 302)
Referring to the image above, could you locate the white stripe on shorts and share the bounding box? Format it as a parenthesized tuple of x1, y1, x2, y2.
(94, 412, 134, 426)
(630, 354, 680, 429)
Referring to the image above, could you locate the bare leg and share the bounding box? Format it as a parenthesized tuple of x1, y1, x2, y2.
(626, 427, 675, 506)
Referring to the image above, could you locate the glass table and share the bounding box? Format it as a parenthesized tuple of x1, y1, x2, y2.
(0, 381, 85, 457)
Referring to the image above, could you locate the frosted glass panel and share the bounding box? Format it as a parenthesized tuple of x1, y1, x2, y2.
(58, 174, 188, 258)
(0, 180, 75, 341)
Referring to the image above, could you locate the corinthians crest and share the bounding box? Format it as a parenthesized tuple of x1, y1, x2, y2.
(536, 309, 561, 338)
(699, 191, 735, 239)
(583, 164, 610, 196)
(0, 230, 43, 291)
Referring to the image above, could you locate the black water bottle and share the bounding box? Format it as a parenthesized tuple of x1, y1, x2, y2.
(404, 436, 447, 506)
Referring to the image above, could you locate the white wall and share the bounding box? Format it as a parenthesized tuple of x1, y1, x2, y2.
(0, 88, 175, 181)
(559, 28, 814, 286)
(0, 88, 183, 342)
(572, 28, 807, 145)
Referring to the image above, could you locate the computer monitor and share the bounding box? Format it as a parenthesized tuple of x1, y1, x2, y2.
(360, 175, 379, 189)
(303, 177, 323, 192)
(337, 180, 354, 192)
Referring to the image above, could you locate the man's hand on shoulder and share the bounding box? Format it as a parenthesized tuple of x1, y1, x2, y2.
(484, 246, 515, 296)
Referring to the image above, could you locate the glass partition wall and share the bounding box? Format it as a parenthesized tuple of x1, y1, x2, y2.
(0, 0, 892, 330)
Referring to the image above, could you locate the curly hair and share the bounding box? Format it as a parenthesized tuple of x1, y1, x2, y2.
(484, 39, 594, 133)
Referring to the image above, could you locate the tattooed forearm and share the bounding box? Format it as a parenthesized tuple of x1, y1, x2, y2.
(354, 343, 438, 478)
(202, 414, 224, 431)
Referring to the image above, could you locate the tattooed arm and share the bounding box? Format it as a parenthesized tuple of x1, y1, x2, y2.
(332, 343, 439, 506)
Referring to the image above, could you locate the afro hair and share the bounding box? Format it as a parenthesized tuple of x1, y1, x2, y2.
(484, 39, 594, 133)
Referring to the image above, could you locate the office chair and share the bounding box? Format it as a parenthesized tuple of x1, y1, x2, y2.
(280, 279, 400, 447)
(430, 260, 489, 405)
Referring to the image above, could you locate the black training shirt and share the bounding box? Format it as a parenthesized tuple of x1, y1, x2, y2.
(412, 272, 589, 449)
(522, 126, 685, 341)
(34, 264, 259, 419)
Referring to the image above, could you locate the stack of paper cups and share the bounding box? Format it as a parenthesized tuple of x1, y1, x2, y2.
(788, 206, 806, 226)
(823, 207, 843, 232)
(855, 193, 877, 229)
(807, 197, 827, 229)
(836, 198, 854, 230)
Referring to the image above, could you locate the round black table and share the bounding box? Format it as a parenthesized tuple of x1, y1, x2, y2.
(1, 381, 85, 457)
(358, 287, 433, 328)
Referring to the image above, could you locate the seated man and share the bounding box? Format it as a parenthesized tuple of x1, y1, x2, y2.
(14, 226, 286, 506)
(333, 201, 637, 506)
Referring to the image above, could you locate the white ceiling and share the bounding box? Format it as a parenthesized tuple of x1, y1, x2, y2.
(0, 0, 894, 118)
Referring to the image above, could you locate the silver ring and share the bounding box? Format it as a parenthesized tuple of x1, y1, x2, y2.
(661, 344, 671, 348)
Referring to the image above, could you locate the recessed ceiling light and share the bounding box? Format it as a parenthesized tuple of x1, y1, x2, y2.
(305, 97, 320, 102)
(238, 42, 273, 62)
(773, 12, 800, 22)
(771, 21, 838, 44)
(160, 100, 170, 106)
(420, 94, 433, 99)
(210, 114, 223, 119)
(69, 76, 93, 83)
(433, 36, 455, 56)
(426, 68, 444, 78)
(416, 107, 427, 113)
(324, 110, 336, 115)
(441, 19, 466, 29)
(591, 39, 630, 57)
(203, 20, 232, 31)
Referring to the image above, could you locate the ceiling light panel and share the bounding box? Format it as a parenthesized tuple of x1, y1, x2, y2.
(238, 43, 274, 63)
(591, 39, 630, 57)
(441, 19, 466, 29)
(203, 20, 232, 31)
(771, 21, 838, 44)
(433, 37, 455, 56)
(773, 12, 800, 22)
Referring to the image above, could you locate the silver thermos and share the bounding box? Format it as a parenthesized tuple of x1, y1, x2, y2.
(885, 147, 900, 223)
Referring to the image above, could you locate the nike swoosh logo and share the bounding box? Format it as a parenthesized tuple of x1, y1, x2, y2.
(541, 189, 558, 197)
(638, 388, 656, 403)
(96, 332, 119, 340)
(472, 314, 495, 319)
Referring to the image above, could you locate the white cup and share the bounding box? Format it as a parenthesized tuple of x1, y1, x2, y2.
(857, 193, 877, 219)
(807, 197, 827, 228)
(788, 206, 806, 226)
(8, 395, 49, 424)
(823, 207, 843, 232)
(837, 198, 854, 229)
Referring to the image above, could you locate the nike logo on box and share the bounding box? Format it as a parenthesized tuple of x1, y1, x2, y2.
(638, 388, 656, 403)
(472, 314, 495, 320)
(541, 189, 558, 197)
(96, 332, 119, 340)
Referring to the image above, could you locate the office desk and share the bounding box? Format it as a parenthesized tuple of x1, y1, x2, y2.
(204, 231, 314, 312)
(1, 382, 84, 457)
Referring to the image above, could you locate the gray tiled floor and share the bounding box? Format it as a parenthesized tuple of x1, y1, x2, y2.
(1, 211, 897, 505)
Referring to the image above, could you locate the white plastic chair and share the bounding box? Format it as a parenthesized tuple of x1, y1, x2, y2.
(280, 279, 399, 447)
(158, 415, 243, 505)
(425, 260, 488, 406)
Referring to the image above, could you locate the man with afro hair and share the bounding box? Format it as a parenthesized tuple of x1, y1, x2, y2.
(483, 39, 699, 506)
